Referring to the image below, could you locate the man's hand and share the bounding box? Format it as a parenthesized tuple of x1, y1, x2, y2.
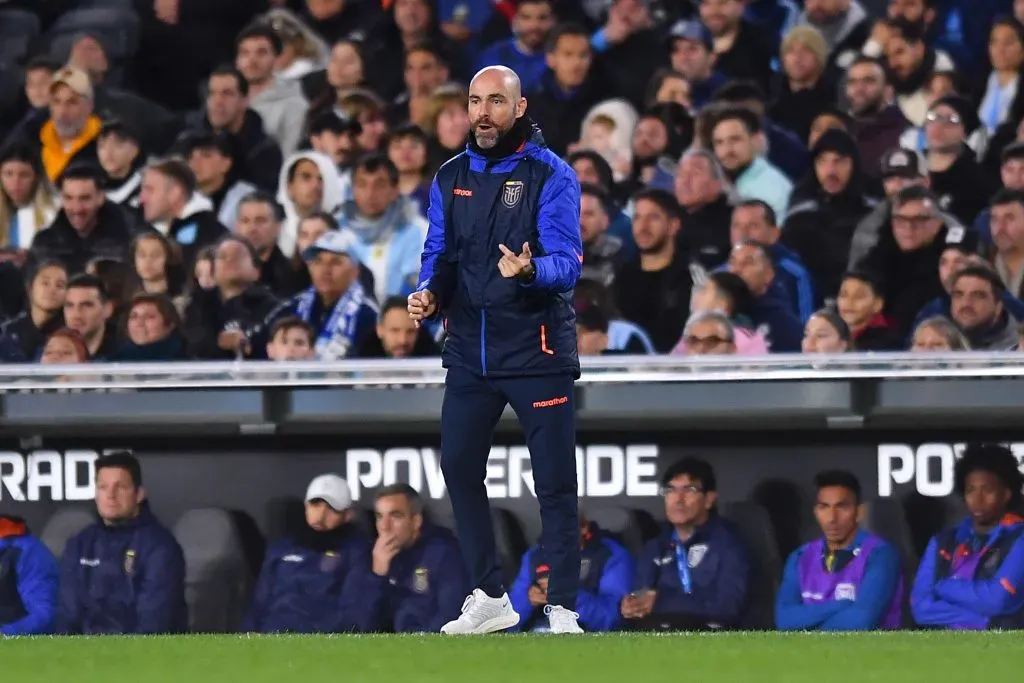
(407, 290, 437, 328)
(621, 590, 657, 619)
(372, 533, 400, 576)
(869, 20, 891, 48)
(154, 0, 179, 24)
(528, 584, 547, 607)
(218, 330, 249, 355)
(498, 242, 535, 281)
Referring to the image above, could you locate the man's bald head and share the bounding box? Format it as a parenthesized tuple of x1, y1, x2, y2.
(468, 65, 527, 150)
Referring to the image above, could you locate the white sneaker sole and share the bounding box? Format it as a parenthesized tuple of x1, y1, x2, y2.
(441, 612, 520, 635)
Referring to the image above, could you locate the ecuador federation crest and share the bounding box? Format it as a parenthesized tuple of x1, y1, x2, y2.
(124, 549, 136, 575)
(502, 181, 524, 208)
(413, 567, 430, 593)
(687, 544, 708, 568)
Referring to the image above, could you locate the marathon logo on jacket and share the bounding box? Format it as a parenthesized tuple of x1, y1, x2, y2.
(345, 445, 661, 502)
(877, 443, 1024, 497)
(0, 450, 115, 502)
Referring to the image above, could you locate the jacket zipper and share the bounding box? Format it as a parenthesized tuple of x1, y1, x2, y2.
(480, 309, 487, 376)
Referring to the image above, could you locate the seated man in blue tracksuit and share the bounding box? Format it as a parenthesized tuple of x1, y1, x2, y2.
(621, 458, 752, 631)
(243, 474, 377, 633)
(366, 484, 468, 632)
(0, 516, 58, 635)
(911, 443, 1024, 630)
(776, 470, 903, 631)
(57, 452, 187, 634)
(510, 511, 633, 632)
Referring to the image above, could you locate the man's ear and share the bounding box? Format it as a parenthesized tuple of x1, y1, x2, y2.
(517, 97, 528, 119)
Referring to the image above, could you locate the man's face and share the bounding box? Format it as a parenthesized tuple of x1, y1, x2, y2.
(236, 37, 276, 86)
(951, 275, 1001, 330)
(671, 39, 713, 81)
(215, 240, 257, 288)
(712, 119, 755, 172)
(699, 0, 743, 36)
(288, 160, 324, 212)
(394, 0, 430, 35)
(730, 204, 778, 245)
(783, 42, 821, 84)
(964, 470, 1011, 529)
(886, 36, 923, 81)
(579, 193, 609, 244)
(804, 0, 844, 24)
(207, 74, 247, 129)
(632, 118, 668, 160)
(662, 473, 715, 527)
(882, 173, 926, 198)
(297, 217, 331, 255)
(50, 85, 91, 139)
(938, 248, 969, 292)
(25, 67, 53, 109)
(139, 170, 177, 223)
(188, 147, 231, 190)
(312, 129, 357, 167)
(925, 104, 965, 153)
(814, 485, 861, 547)
(31, 265, 67, 313)
(377, 307, 419, 358)
(309, 251, 356, 300)
(889, 0, 930, 23)
(846, 62, 887, 116)
(991, 201, 1024, 253)
(572, 157, 603, 187)
(675, 155, 721, 210)
(513, 0, 555, 51)
(375, 493, 422, 548)
(306, 0, 344, 19)
(97, 134, 139, 177)
(684, 318, 736, 355)
(632, 198, 677, 254)
(892, 200, 941, 251)
(389, 136, 427, 174)
(353, 168, 399, 219)
(547, 35, 592, 89)
(127, 302, 170, 345)
(405, 50, 448, 97)
(95, 466, 142, 524)
(60, 179, 103, 234)
(815, 151, 854, 195)
(468, 70, 523, 149)
(1002, 158, 1024, 190)
(305, 499, 346, 531)
(728, 244, 772, 295)
(268, 327, 315, 360)
(64, 286, 109, 338)
(236, 202, 280, 255)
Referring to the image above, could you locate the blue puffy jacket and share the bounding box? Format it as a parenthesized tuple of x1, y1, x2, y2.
(417, 121, 583, 378)
(57, 507, 187, 634)
(0, 518, 58, 635)
(368, 524, 468, 633)
(242, 526, 378, 633)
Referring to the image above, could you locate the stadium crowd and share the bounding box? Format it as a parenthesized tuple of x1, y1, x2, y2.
(0, 0, 1024, 363)
(2, 444, 1022, 634)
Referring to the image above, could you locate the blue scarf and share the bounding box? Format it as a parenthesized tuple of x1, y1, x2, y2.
(295, 281, 368, 360)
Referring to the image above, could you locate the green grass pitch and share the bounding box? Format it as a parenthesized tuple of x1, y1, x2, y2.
(3, 632, 1022, 682)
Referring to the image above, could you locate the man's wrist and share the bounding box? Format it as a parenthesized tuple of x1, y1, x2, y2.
(518, 262, 536, 283)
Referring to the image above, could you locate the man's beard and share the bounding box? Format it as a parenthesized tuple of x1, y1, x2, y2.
(637, 234, 669, 256)
(472, 121, 507, 149)
(851, 97, 884, 117)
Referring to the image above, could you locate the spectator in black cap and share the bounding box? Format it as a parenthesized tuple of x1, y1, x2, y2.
(770, 26, 835, 144)
(139, 158, 229, 268)
(309, 110, 363, 172)
(924, 95, 995, 227)
(884, 18, 956, 127)
(975, 142, 1024, 248)
(666, 20, 727, 111)
(783, 128, 878, 301)
(698, 0, 775, 92)
(96, 121, 143, 211)
(801, 308, 852, 354)
(846, 56, 910, 177)
(949, 265, 1021, 350)
(837, 270, 901, 350)
(183, 132, 257, 229)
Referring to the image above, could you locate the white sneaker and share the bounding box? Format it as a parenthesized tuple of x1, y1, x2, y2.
(440, 589, 520, 634)
(544, 605, 584, 633)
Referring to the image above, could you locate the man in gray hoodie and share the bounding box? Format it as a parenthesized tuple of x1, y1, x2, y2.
(235, 23, 309, 158)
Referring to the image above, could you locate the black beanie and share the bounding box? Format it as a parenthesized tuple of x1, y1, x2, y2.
(811, 128, 858, 161)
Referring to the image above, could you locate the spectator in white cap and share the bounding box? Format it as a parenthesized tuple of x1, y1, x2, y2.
(35, 66, 103, 183)
(241, 474, 379, 633)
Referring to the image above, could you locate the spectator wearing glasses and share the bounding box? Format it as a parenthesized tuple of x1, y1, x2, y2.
(675, 311, 738, 357)
(674, 271, 768, 356)
(923, 97, 994, 227)
(621, 457, 751, 631)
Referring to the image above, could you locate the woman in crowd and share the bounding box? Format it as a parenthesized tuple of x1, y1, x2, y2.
(337, 89, 389, 153)
(836, 271, 901, 351)
(0, 142, 57, 256)
(387, 124, 432, 218)
(39, 327, 89, 365)
(801, 308, 853, 354)
(910, 316, 971, 351)
(644, 69, 692, 113)
(674, 271, 768, 355)
(305, 38, 366, 124)
(1, 261, 67, 360)
(264, 8, 330, 87)
(86, 258, 142, 333)
(111, 294, 189, 362)
(423, 85, 469, 176)
(131, 232, 188, 313)
(979, 18, 1024, 137)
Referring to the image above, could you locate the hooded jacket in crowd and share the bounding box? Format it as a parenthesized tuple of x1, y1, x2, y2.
(929, 145, 997, 228)
(249, 76, 310, 159)
(960, 308, 1021, 351)
(276, 151, 346, 259)
(0, 516, 58, 636)
(57, 504, 187, 635)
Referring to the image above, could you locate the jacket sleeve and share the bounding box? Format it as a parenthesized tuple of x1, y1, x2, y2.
(334, 543, 382, 632)
(55, 535, 83, 634)
(651, 532, 751, 624)
(526, 164, 583, 293)
(634, 538, 661, 591)
(934, 534, 1024, 618)
(820, 543, 902, 630)
(0, 538, 58, 635)
(422, 541, 470, 633)
(910, 536, 988, 628)
(240, 547, 279, 632)
(135, 534, 187, 634)
(575, 542, 633, 632)
(417, 178, 457, 313)
(182, 297, 222, 359)
(508, 548, 536, 632)
(775, 549, 843, 630)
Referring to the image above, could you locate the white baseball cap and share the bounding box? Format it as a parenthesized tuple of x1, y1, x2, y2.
(304, 474, 353, 512)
